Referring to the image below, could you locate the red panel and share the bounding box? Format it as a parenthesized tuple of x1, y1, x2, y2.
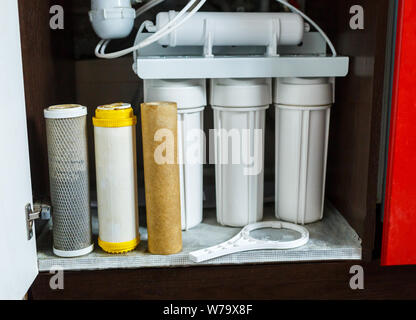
(382, 0, 416, 266)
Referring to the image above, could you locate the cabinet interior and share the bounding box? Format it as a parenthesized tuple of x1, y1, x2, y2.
(20, 0, 391, 270)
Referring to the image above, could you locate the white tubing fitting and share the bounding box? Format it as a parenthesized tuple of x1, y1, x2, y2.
(156, 11, 304, 56)
(89, 0, 136, 39)
(91, 0, 132, 10)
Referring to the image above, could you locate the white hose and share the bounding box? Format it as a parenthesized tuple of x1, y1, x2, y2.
(95, 0, 206, 59)
(136, 0, 165, 16)
(275, 0, 337, 56)
(95, 20, 152, 57)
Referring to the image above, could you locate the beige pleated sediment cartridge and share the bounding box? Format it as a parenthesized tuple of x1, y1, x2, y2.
(44, 104, 93, 257)
(93, 103, 140, 254)
(141, 102, 182, 255)
(144, 79, 206, 231)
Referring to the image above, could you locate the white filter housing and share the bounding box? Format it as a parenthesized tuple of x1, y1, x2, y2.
(274, 78, 332, 224)
(156, 11, 304, 55)
(144, 79, 206, 230)
(211, 78, 271, 227)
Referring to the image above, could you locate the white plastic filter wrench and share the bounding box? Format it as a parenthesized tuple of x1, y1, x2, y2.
(189, 221, 309, 263)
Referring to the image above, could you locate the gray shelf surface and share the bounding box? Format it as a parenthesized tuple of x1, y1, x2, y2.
(37, 203, 361, 272)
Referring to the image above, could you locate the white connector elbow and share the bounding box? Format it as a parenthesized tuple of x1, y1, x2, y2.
(89, 0, 136, 40)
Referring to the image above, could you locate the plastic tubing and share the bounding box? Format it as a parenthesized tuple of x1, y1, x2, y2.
(275, 0, 337, 56)
(95, 0, 206, 59)
(136, 0, 165, 16)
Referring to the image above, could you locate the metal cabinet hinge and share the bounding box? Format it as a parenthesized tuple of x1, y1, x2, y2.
(26, 203, 51, 240)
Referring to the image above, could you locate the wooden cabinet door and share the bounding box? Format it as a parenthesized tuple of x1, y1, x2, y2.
(382, 0, 416, 266)
(0, 0, 38, 299)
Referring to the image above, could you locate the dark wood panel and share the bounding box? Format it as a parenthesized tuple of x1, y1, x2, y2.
(30, 261, 416, 300)
(19, 0, 76, 201)
(307, 0, 390, 260)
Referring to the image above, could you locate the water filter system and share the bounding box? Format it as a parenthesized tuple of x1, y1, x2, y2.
(42, 0, 350, 260)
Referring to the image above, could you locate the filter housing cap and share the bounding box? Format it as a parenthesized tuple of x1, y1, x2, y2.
(211, 78, 272, 108)
(274, 77, 333, 106)
(144, 79, 207, 110)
